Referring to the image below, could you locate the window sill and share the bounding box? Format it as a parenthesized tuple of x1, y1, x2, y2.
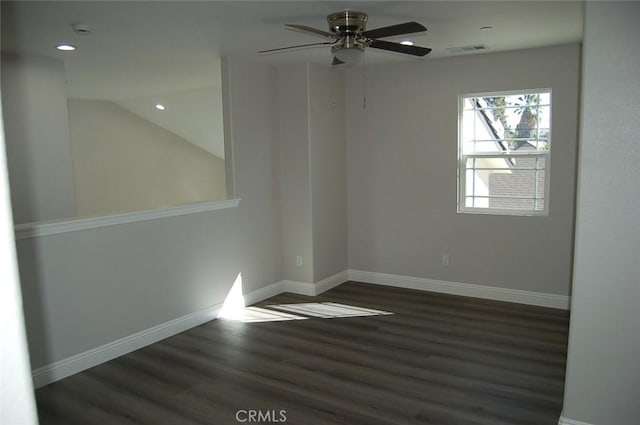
(457, 207, 548, 217)
(14, 198, 241, 240)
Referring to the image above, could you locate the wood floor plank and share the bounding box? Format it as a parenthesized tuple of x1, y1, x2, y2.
(35, 281, 569, 425)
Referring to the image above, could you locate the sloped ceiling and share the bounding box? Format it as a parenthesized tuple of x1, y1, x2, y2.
(115, 84, 225, 159)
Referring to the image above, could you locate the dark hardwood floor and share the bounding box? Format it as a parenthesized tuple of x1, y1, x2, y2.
(35, 281, 570, 425)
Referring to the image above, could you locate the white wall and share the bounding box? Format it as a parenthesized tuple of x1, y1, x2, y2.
(561, 3, 640, 424)
(1, 53, 76, 224)
(309, 65, 347, 282)
(16, 58, 283, 373)
(0, 80, 39, 425)
(346, 44, 581, 296)
(68, 99, 226, 217)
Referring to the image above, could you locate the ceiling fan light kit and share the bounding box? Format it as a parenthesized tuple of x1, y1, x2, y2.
(333, 47, 363, 65)
(259, 10, 432, 65)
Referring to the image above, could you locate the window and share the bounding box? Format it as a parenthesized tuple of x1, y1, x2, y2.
(458, 90, 551, 215)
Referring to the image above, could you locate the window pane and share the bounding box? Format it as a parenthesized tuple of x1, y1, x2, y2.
(465, 169, 475, 196)
(461, 153, 547, 213)
(465, 196, 475, 208)
(539, 92, 551, 104)
(489, 197, 535, 210)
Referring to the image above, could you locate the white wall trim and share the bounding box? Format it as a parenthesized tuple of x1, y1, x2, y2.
(348, 270, 570, 310)
(558, 415, 595, 425)
(15, 198, 240, 240)
(314, 270, 349, 295)
(280, 270, 349, 296)
(281, 280, 316, 296)
(32, 302, 223, 388)
(243, 280, 285, 306)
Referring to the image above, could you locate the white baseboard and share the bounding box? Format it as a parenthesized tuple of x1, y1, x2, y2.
(558, 415, 594, 425)
(313, 270, 349, 295)
(348, 270, 570, 310)
(281, 280, 316, 296)
(32, 270, 350, 388)
(280, 270, 349, 296)
(32, 302, 223, 388)
(243, 280, 285, 306)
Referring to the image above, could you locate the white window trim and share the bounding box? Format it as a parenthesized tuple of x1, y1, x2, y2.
(457, 89, 552, 217)
(14, 198, 240, 240)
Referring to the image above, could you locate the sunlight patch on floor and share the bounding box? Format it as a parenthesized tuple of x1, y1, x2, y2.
(221, 301, 393, 323)
(217, 273, 393, 323)
(223, 306, 307, 323)
(269, 302, 393, 319)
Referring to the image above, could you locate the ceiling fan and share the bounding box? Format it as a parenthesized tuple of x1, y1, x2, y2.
(258, 10, 432, 65)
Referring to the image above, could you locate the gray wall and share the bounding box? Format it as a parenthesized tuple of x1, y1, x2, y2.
(279, 64, 314, 283)
(16, 58, 283, 369)
(309, 65, 347, 282)
(346, 44, 581, 296)
(562, 3, 640, 424)
(1, 53, 77, 223)
(223, 58, 283, 294)
(278, 63, 347, 283)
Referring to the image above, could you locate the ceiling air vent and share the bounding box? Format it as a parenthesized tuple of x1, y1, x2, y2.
(445, 44, 488, 54)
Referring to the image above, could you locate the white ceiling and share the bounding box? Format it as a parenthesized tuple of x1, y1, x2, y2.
(1, 1, 583, 159)
(2, 1, 584, 99)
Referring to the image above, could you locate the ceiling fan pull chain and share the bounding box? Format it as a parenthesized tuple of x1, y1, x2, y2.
(362, 53, 367, 109)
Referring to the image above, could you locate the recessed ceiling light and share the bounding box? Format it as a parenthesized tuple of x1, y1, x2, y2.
(480, 26, 493, 31)
(400, 40, 415, 46)
(56, 44, 76, 51)
(155, 104, 166, 111)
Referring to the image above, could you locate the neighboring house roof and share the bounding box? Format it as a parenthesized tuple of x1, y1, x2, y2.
(472, 98, 508, 152)
(513, 141, 536, 151)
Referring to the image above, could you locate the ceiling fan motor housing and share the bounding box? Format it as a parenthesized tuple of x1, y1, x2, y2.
(327, 10, 368, 34)
(328, 11, 368, 53)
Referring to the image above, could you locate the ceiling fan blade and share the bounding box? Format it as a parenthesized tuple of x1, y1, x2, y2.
(258, 41, 337, 54)
(362, 21, 427, 39)
(332, 56, 345, 66)
(285, 24, 335, 38)
(369, 39, 432, 57)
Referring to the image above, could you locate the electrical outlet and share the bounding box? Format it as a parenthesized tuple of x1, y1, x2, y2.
(442, 254, 450, 267)
(296, 256, 303, 267)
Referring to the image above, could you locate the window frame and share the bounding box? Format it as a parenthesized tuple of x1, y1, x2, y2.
(457, 89, 552, 217)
